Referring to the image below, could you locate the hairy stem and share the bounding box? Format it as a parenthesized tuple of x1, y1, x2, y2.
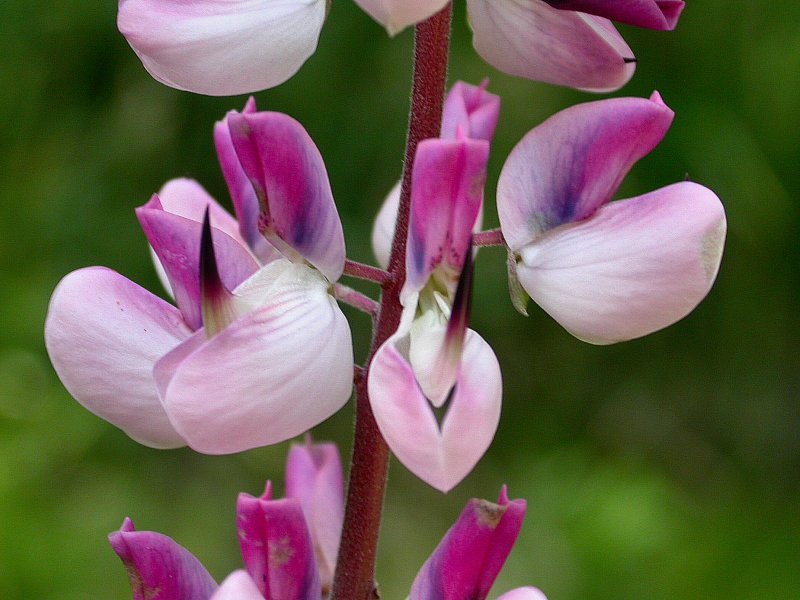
(473, 227, 506, 247)
(329, 5, 452, 599)
(344, 259, 393, 285)
(334, 283, 379, 318)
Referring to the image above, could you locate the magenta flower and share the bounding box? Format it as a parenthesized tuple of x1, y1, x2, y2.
(497, 92, 726, 343)
(410, 486, 547, 600)
(357, 0, 685, 91)
(368, 135, 502, 493)
(45, 103, 353, 453)
(109, 439, 344, 600)
(372, 80, 500, 268)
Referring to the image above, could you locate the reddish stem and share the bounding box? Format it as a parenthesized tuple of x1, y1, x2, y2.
(472, 227, 506, 247)
(344, 259, 393, 285)
(329, 5, 452, 600)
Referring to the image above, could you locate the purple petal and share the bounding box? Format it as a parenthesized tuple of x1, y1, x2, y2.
(210, 571, 264, 600)
(544, 0, 684, 30)
(117, 0, 326, 95)
(515, 182, 726, 344)
(353, 0, 449, 35)
(109, 518, 218, 600)
(228, 111, 346, 281)
(285, 440, 344, 593)
(404, 138, 488, 299)
(409, 488, 526, 600)
(369, 321, 502, 492)
(45, 267, 188, 448)
(441, 80, 501, 143)
(237, 493, 321, 600)
(137, 195, 259, 331)
(498, 93, 674, 251)
(158, 261, 353, 454)
(467, 0, 635, 92)
(214, 99, 282, 264)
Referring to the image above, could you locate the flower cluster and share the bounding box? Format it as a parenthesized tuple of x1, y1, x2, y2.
(45, 1, 726, 597)
(109, 440, 543, 600)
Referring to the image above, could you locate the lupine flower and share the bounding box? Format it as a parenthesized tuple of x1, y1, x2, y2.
(409, 486, 547, 600)
(45, 103, 353, 453)
(497, 92, 726, 344)
(357, 0, 685, 91)
(368, 134, 502, 493)
(372, 79, 500, 268)
(118, 0, 682, 95)
(109, 439, 343, 600)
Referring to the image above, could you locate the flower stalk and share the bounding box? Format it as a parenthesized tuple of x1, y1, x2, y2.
(330, 4, 453, 599)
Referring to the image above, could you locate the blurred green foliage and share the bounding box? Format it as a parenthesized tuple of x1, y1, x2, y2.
(1, 1, 798, 598)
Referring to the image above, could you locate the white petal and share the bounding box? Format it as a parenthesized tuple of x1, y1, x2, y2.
(516, 182, 726, 344)
(369, 326, 502, 492)
(160, 261, 354, 454)
(45, 267, 189, 448)
(353, 0, 449, 36)
(118, 0, 327, 95)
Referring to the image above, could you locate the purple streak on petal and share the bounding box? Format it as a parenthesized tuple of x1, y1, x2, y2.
(443, 239, 474, 370)
(441, 80, 501, 142)
(137, 196, 259, 330)
(228, 111, 345, 281)
(409, 489, 526, 600)
(200, 207, 238, 337)
(45, 267, 189, 448)
(109, 518, 218, 600)
(404, 138, 488, 299)
(497, 94, 674, 250)
(544, 0, 684, 30)
(237, 492, 321, 600)
(285, 440, 345, 593)
(467, 0, 635, 92)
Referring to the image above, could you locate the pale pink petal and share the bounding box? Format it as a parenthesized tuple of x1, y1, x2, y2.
(45, 267, 189, 448)
(137, 196, 259, 331)
(467, 0, 635, 92)
(228, 111, 346, 281)
(236, 493, 321, 600)
(210, 571, 264, 600)
(441, 80, 501, 142)
(515, 182, 726, 344)
(353, 0, 449, 35)
(109, 518, 218, 600)
(496, 589, 549, 600)
(157, 178, 244, 243)
(369, 324, 501, 492)
(214, 99, 283, 264)
(371, 181, 400, 269)
(404, 138, 488, 299)
(544, 0, 684, 30)
(498, 93, 673, 250)
(410, 489, 526, 600)
(285, 441, 344, 594)
(117, 0, 327, 95)
(159, 261, 353, 454)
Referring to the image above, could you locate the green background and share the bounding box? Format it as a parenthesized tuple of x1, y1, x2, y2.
(1, 1, 798, 598)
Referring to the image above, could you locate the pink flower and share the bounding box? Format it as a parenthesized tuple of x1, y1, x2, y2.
(410, 486, 547, 600)
(497, 92, 726, 343)
(109, 439, 344, 600)
(368, 135, 502, 493)
(45, 102, 353, 453)
(356, 0, 686, 91)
